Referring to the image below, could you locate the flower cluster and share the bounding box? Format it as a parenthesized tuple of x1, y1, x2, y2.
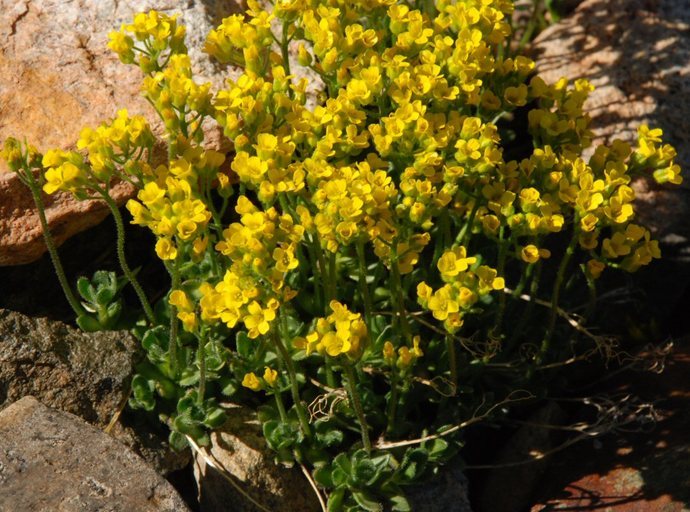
(197, 196, 304, 338)
(418, 246, 504, 333)
(42, 109, 154, 196)
(294, 300, 368, 359)
(126, 145, 224, 261)
(109, 11, 187, 70)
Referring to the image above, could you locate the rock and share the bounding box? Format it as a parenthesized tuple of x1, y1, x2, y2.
(407, 458, 473, 512)
(0, 396, 190, 512)
(530, 0, 690, 177)
(0, 0, 242, 265)
(529, 344, 690, 511)
(0, 308, 188, 474)
(0, 172, 134, 266)
(0, 308, 136, 424)
(479, 402, 566, 512)
(193, 403, 321, 512)
(530, 0, 690, 322)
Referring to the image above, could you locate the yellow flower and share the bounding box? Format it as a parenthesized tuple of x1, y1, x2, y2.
(242, 372, 262, 391)
(320, 331, 351, 357)
(263, 367, 278, 387)
(383, 341, 395, 363)
(243, 300, 277, 338)
(428, 286, 459, 321)
(169, 290, 194, 312)
(586, 259, 605, 279)
(43, 162, 82, 195)
(155, 238, 178, 260)
(520, 245, 550, 264)
(437, 246, 477, 279)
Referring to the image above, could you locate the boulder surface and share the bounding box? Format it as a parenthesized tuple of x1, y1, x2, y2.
(0, 396, 190, 512)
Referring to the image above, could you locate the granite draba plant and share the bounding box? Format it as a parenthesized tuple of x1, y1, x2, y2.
(2, 1, 682, 510)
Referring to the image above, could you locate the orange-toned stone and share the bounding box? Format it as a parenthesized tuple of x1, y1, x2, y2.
(0, 0, 240, 265)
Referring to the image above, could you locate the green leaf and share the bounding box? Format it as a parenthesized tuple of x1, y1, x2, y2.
(219, 376, 238, 397)
(327, 488, 345, 512)
(390, 495, 411, 512)
(169, 430, 189, 452)
(331, 468, 348, 487)
(428, 438, 450, 459)
(173, 412, 199, 434)
(130, 374, 156, 411)
(236, 331, 253, 359)
(398, 448, 428, 482)
(353, 458, 378, 486)
(352, 491, 383, 511)
(105, 301, 122, 322)
(76, 314, 102, 332)
(77, 276, 95, 302)
(204, 407, 227, 429)
(333, 453, 352, 474)
(96, 286, 114, 306)
(314, 419, 344, 447)
(313, 465, 335, 488)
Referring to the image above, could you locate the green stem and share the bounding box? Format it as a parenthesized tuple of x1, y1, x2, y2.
(344, 363, 372, 453)
(314, 236, 332, 308)
(537, 232, 579, 364)
(507, 261, 542, 356)
(197, 330, 207, 405)
(494, 226, 509, 331)
(305, 238, 323, 309)
(280, 21, 294, 99)
(272, 328, 311, 437)
(446, 334, 457, 393)
(386, 372, 399, 436)
(391, 259, 412, 342)
(583, 272, 597, 326)
(168, 257, 181, 377)
(356, 240, 373, 330)
(101, 193, 155, 324)
(328, 250, 337, 302)
(512, 261, 535, 298)
(274, 391, 288, 422)
(455, 199, 480, 246)
(23, 170, 85, 318)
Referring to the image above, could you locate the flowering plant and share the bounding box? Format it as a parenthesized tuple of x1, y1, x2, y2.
(2, 1, 681, 509)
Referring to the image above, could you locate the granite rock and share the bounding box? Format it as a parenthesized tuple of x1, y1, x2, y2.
(193, 403, 321, 512)
(0, 396, 190, 512)
(0, 0, 241, 265)
(0, 308, 188, 474)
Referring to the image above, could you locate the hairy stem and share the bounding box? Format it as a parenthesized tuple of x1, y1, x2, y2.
(167, 257, 181, 377)
(391, 259, 412, 342)
(446, 334, 457, 393)
(24, 171, 85, 318)
(272, 328, 311, 437)
(344, 363, 372, 453)
(356, 240, 373, 331)
(101, 193, 155, 324)
(537, 233, 578, 364)
(197, 330, 207, 405)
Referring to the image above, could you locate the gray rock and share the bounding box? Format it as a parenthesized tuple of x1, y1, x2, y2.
(407, 459, 473, 512)
(0, 308, 136, 424)
(531, 0, 690, 179)
(193, 403, 321, 512)
(0, 396, 190, 512)
(479, 402, 566, 512)
(530, 0, 690, 320)
(0, 308, 188, 474)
